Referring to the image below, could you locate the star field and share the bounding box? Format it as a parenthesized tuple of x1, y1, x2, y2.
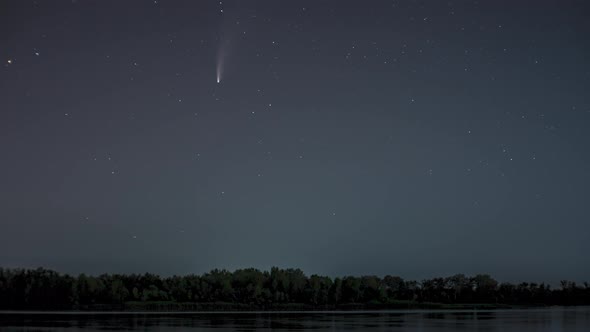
(1, 0, 589, 282)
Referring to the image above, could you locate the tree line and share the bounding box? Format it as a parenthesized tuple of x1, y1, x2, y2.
(0, 267, 588, 310)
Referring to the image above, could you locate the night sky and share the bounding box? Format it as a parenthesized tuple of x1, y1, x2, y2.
(1, 0, 589, 283)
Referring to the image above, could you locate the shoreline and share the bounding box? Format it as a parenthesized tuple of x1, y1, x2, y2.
(4, 305, 590, 315)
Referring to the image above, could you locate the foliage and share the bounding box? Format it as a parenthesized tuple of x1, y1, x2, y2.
(0, 267, 588, 310)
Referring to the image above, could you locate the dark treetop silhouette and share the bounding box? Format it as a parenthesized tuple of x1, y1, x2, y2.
(0, 267, 588, 311)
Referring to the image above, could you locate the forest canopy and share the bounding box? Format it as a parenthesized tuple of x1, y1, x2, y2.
(0, 267, 588, 310)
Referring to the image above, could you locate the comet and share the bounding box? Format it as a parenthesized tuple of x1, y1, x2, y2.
(216, 40, 227, 84)
(216, 58, 223, 83)
(216, 36, 230, 84)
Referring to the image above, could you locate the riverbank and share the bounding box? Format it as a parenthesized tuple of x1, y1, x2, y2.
(0, 301, 518, 312)
(122, 301, 514, 311)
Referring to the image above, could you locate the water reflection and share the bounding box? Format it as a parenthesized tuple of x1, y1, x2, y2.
(1, 307, 589, 331)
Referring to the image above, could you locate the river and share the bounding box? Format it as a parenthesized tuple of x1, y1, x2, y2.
(1, 307, 589, 331)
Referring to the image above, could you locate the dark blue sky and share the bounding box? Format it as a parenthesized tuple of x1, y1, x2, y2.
(1, 0, 589, 283)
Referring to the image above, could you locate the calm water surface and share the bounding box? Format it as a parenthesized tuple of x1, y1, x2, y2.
(1, 307, 590, 331)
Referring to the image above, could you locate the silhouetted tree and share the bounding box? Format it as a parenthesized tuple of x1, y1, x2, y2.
(0, 267, 588, 310)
